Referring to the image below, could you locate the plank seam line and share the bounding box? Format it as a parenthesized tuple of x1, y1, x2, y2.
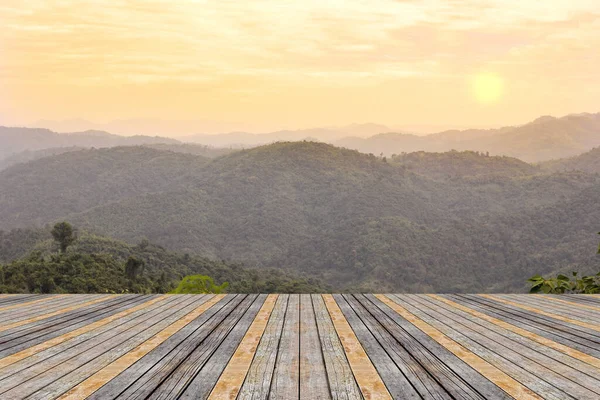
(0, 295, 118, 333)
(376, 294, 543, 400)
(323, 294, 392, 400)
(481, 295, 600, 332)
(429, 295, 600, 371)
(0, 294, 170, 370)
(207, 294, 278, 400)
(56, 294, 224, 400)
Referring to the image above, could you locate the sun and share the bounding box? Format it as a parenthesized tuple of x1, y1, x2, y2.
(471, 73, 504, 104)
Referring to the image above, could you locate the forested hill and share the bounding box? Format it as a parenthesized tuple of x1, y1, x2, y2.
(540, 147, 600, 174)
(0, 142, 599, 292)
(0, 228, 326, 294)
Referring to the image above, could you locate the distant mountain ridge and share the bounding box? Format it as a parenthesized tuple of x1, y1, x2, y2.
(336, 113, 600, 162)
(0, 126, 179, 161)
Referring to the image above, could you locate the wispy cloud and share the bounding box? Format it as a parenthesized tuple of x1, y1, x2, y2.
(0, 0, 598, 130)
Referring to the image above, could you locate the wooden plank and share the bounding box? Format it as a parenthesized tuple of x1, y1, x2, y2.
(338, 294, 440, 399)
(237, 294, 289, 400)
(0, 294, 117, 333)
(0, 295, 201, 398)
(312, 294, 362, 400)
(57, 294, 225, 400)
(104, 294, 248, 400)
(558, 295, 600, 307)
(208, 294, 278, 400)
(0, 294, 169, 370)
(180, 294, 270, 400)
(481, 294, 600, 332)
(452, 295, 600, 354)
(141, 294, 259, 399)
(535, 295, 600, 312)
(299, 294, 330, 400)
(503, 295, 600, 322)
(398, 295, 599, 399)
(418, 296, 600, 386)
(0, 295, 37, 306)
(366, 294, 505, 400)
(270, 294, 300, 399)
(0, 295, 59, 311)
(324, 294, 392, 400)
(0, 295, 143, 354)
(373, 294, 532, 400)
(429, 294, 600, 370)
(0, 295, 89, 323)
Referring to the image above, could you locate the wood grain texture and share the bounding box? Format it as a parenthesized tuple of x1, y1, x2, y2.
(58, 294, 223, 400)
(481, 294, 600, 332)
(376, 294, 542, 400)
(429, 294, 600, 370)
(208, 294, 277, 400)
(0, 294, 598, 400)
(270, 294, 300, 399)
(312, 294, 362, 400)
(237, 294, 289, 400)
(0, 294, 117, 333)
(323, 294, 391, 400)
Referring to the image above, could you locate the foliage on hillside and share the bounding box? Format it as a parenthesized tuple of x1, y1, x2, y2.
(0, 227, 328, 294)
(0, 142, 599, 292)
(540, 147, 600, 174)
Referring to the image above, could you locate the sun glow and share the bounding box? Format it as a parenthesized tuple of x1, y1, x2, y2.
(472, 73, 504, 104)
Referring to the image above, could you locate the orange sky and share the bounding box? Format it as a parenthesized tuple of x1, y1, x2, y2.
(1, 0, 599, 135)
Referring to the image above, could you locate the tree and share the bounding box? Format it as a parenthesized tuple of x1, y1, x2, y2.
(124, 256, 145, 280)
(51, 222, 76, 253)
(169, 275, 229, 294)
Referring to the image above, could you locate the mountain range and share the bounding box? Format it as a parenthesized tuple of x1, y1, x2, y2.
(1, 142, 598, 292)
(3, 112, 599, 164)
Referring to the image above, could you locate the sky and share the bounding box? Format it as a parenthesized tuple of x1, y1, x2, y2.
(1, 0, 599, 135)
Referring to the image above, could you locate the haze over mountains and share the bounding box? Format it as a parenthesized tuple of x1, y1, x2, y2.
(3, 112, 599, 166)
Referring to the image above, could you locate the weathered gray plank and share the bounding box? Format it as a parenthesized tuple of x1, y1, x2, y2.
(87, 294, 238, 399)
(360, 294, 506, 400)
(334, 294, 425, 399)
(299, 294, 330, 400)
(499, 295, 600, 323)
(6, 295, 212, 399)
(451, 295, 600, 354)
(0, 295, 186, 383)
(238, 294, 289, 400)
(140, 294, 258, 400)
(396, 294, 598, 399)
(311, 294, 362, 400)
(270, 294, 300, 399)
(0, 295, 145, 354)
(178, 294, 267, 400)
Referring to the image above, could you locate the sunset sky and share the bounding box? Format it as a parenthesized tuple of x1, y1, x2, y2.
(1, 0, 599, 135)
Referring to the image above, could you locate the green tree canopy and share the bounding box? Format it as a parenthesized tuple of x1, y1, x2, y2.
(51, 222, 77, 253)
(169, 275, 229, 294)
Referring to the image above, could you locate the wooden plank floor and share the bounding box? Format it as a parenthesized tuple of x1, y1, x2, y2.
(0, 294, 598, 399)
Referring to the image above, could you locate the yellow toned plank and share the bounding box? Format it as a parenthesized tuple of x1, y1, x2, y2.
(429, 295, 600, 370)
(376, 294, 542, 400)
(481, 294, 600, 332)
(58, 294, 225, 400)
(208, 294, 278, 400)
(0, 295, 170, 370)
(0, 295, 117, 333)
(536, 295, 600, 312)
(323, 294, 391, 400)
(0, 294, 67, 312)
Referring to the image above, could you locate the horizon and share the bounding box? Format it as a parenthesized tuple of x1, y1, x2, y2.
(2, 1, 599, 136)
